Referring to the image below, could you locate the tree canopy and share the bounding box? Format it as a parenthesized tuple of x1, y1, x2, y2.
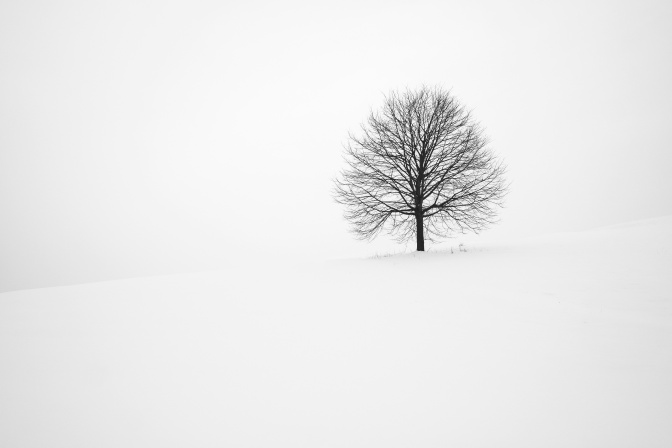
(334, 86, 507, 251)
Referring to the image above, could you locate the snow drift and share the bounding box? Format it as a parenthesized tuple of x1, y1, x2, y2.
(1, 216, 671, 447)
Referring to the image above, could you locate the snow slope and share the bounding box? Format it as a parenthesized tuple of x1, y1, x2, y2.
(1, 217, 671, 447)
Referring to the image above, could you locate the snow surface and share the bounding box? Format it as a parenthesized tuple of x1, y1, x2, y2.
(1, 217, 671, 447)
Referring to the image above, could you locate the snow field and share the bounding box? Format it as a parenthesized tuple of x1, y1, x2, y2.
(1, 217, 671, 447)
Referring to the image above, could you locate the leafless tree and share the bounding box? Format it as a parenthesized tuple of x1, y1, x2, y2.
(334, 86, 507, 251)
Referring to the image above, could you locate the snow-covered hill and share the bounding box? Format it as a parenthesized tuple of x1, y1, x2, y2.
(1, 217, 671, 447)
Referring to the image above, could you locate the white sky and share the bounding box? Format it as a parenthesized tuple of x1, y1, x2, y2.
(2, 0, 671, 291)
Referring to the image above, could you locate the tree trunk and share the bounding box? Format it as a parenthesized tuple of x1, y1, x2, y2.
(415, 212, 425, 251)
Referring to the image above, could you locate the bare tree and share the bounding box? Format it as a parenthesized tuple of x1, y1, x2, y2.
(334, 86, 507, 251)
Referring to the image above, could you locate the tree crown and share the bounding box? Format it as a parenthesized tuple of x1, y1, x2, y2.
(334, 86, 507, 246)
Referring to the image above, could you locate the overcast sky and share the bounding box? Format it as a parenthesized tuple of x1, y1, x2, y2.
(2, 0, 671, 291)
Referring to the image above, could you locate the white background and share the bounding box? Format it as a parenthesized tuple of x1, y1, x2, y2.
(2, 0, 671, 292)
